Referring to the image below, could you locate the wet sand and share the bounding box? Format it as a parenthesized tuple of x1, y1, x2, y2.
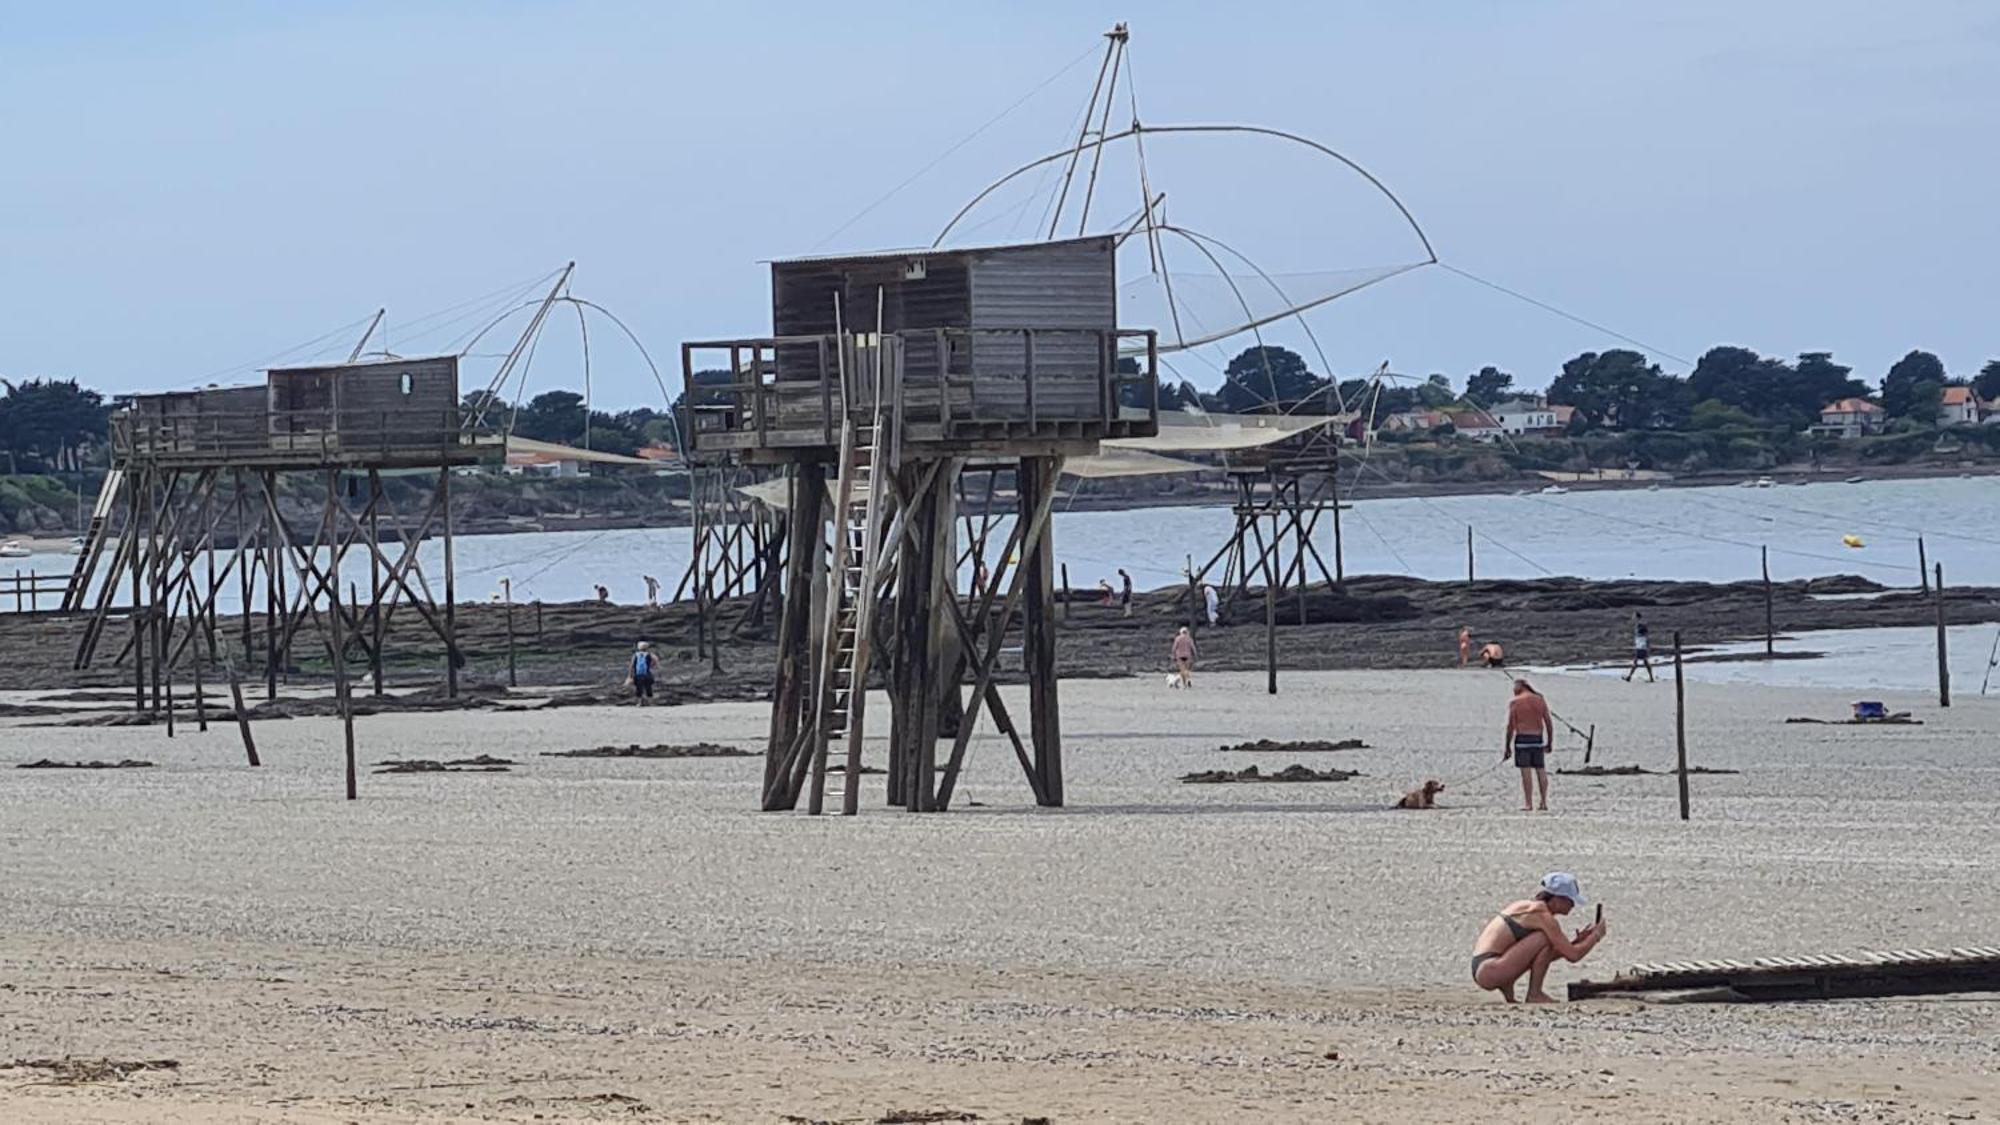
(1, 670, 1996, 1121)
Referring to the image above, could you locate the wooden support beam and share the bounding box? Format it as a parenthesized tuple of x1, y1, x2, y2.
(1021, 455, 1064, 807)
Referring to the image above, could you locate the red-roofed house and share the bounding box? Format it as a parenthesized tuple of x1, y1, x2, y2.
(1938, 385, 1980, 427)
(1813, 397, 1886, 439)
(1446, 409, 1504, 442)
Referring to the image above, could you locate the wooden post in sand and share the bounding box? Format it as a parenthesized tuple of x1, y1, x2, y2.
(225, 659, 260, 766)
(191, 630, 208, 732)
(1673, 630, 1689, 821)
(1466, 526, 1475, 584)
(1583, 723, 1596, 765)
(1060, 563, 1071, 621)
(1918, 537, 1930, 593)
(1935, 562, 1950, 708)
(1762, 545, 1774, 657)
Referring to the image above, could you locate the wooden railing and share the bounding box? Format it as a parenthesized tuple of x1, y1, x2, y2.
(681, 327, 1159, 452)
(0, 570, 73, 614)
(111, 409, 500, 465)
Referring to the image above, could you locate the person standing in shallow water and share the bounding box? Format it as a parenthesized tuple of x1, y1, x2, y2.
(1471, 872, 1605, 1003)
(1504, 678, 1554, 811)
(643, 575, 660, 607)
(1119, 568, 1133, 617)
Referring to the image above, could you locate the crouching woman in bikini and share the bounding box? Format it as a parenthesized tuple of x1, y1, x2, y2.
(1471, 872, 1605, 1003)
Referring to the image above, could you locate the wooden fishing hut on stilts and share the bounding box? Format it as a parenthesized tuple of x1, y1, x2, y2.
(683, 235, 1159, 814)
(63, 356, 495, 794)
(1195, 415, 1346, 623)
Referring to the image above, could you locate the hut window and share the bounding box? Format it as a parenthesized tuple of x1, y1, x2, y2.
(399, 373, 414, 396)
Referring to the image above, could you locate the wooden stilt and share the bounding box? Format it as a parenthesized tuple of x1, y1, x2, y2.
(1330, 471, 1344, 584)
(1020, 456, 1063, 807)
(441, 465, 458, 698)
(368, 469, 384, 695)
(130, 468, 146, 714)
(327, 473, 357, 800)
(1265, 508, 1278, 696)
(265, 470, 282, 700)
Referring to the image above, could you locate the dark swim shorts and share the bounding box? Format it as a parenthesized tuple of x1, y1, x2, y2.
(1511, 735, 1546, 770)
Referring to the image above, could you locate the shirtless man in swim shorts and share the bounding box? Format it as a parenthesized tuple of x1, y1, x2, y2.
(1504, 678, 1554, 812)
(1471, 872, 1605, 1003)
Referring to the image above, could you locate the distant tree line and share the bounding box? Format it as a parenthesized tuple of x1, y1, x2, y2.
(8, 343, 2000, 474)
(1142, 344, 2000, 435)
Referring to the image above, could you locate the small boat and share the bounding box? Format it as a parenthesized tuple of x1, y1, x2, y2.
(0, 541, 31, 559)
(1538, 484, 1569, 495)
(1645, 484, 1663, 492)
(66, 536, 86, 555)
(1737, 480, 1756, 488)
(1842, 534, 1866, 549)
(1845, 475, 1865, 484)
(1753, 477, 1776, 488)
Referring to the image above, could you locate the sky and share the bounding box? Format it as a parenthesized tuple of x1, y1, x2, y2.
(3, 1, 1997, 408)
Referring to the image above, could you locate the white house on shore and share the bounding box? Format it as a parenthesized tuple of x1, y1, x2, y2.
(1938, 385, 1981, 427)
(1489, 397, 1563, 435)
(1812, 397, 1887, 439)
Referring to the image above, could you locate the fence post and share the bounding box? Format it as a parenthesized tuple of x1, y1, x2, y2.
(1466, 526, 1475, 584)
(1674, 630, 1689, 821)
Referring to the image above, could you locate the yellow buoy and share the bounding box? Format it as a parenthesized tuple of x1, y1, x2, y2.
(1842, 534, 1865, 549)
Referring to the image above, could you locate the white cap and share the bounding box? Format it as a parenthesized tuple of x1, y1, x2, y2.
(1540, 871, 1586, 905)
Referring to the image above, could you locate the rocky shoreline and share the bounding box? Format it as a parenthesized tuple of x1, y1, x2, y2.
(4, 572, 1992, 699)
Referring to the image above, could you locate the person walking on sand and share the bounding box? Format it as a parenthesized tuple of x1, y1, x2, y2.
(1119, 568, 1134, 617)
(629, 641, 658, 706)
(1203, 583, 1219, 626)
(643, 575, 660, 607)
(1458, 625, 1473, 668)
(1623, 612, 1655, 682)
(1504, 678, 1555, 811)
(1471, 872, 1605, 1003)
(1171, 625, 1197, 688)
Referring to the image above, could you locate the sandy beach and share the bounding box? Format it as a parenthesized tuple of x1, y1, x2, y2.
(2, 669, 1996, 1122)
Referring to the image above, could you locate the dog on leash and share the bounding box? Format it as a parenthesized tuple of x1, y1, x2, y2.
(1395, 779, 1445, 809)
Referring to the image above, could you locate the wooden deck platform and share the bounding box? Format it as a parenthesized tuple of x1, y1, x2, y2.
(1569, 946, 2000, 1001)
(682, 328, 1159, 461)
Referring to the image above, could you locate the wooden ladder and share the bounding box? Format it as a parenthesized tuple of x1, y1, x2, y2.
(61, 467, 125, 613)
(810, 337, 892, 815)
